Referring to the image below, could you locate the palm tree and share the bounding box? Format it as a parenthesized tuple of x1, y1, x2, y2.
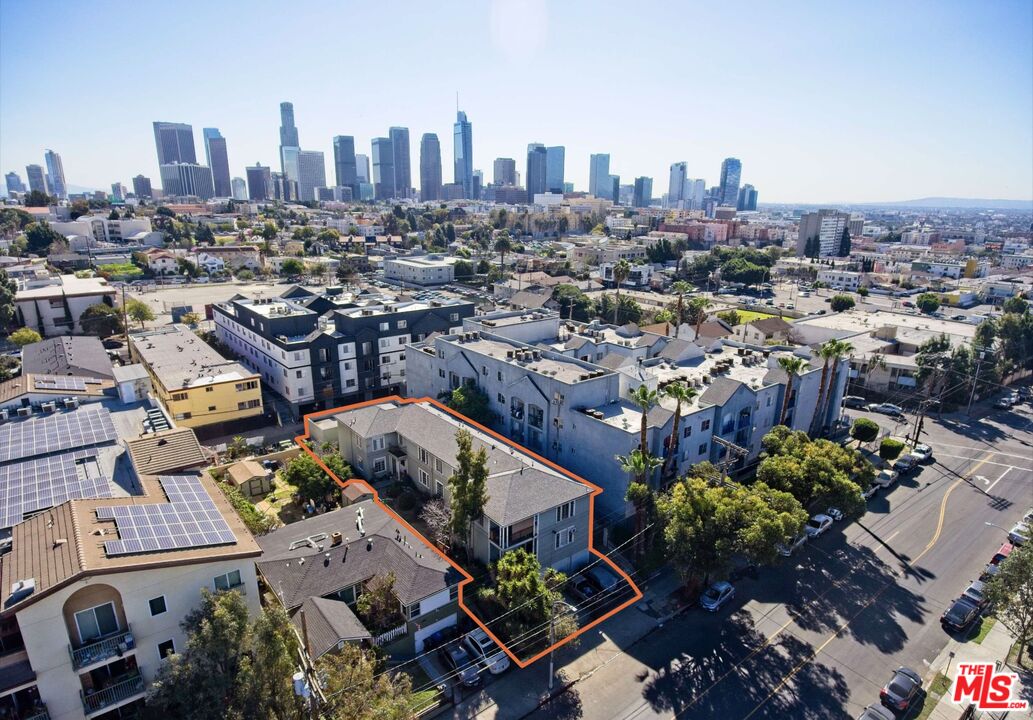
(809, 339, 854, 436)
(661, 382, 697, 477)
(776, 355, 807, 427)
(629, 384, 658, 456)
(612, 259, 631, 324)
(821, 340, 854, 433)
(670, 281, 692, 335)
(654, 309, 675, 336)
(685, 296, 713, 341)
(618, 449, 662, 558)
(494, 233, 512, 279)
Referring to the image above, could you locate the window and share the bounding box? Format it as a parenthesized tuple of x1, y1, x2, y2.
(346, 379, 356, 387)
(157, 639, 175, 660)
(398, 319, 407, 329)
(555, 526, 576, 549)
(174, 412, 192, 420)
(439, 369, 446, 378)
(418, 469, 429, 486)
(701, 419, 711, 431)
(435, 458, 443, 473)
(214, 569, 243, 591)
(556, 501, 575, 522)
(373, 458, 387, 474)
(171, 392, 188, 401)
(497, 393, 505, 404)
(683, 425, 692, 438)
(419, 448, 429, 464)
(497, 371, 503, 382)
(205, 386, 214, 393)
(528, 404, 544, 429)
(362, 342, 372, 354)
(698, 443, 708, 455)
(379, 322, 390, 331)
(149, 596, 167, 616)
(319, 348, 329, 362)
(74, 603, 119, 643)
(208, 405, 216, 412)
(450, 313, 459, 322)
(295, 370, 303, 378)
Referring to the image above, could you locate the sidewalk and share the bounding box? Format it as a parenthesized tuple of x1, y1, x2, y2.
(923, 620, 1030, 719)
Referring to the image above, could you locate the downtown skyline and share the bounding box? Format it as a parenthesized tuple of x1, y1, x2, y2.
(1, 0, 1031, 204)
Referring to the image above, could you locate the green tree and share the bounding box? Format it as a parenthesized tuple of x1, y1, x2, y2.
(22, 190, 53, 207)
(80, 303, 124, 337)
(597, 294, 642, 325)
(279, 258, 305, 276)
(24, 221, 65, 255)
(669, 281, 693, 335)
(810, 338, 853, 436)
(611, 259, 631, 324)
(356, 573, 402, 632)
(985, 544, 1033, 665)
(146, 590, 306, 720)
(830, 294, 855, 312)
(1002, 295, 1029, 315)
(0, 270, 17, 328)
(447, 429, 489, 544)
(685, 296, 713, 340)
(317, 644, 421, 720)
(857, 286, 869, 297)
(776, 355, 807, 426)
(879, 438, 905, 461)
(552, 284, 594, 322)
(282, 452, 349, 504)
(260, 222, 279, 241)
(716, 309, 741, 326)
(125, 298, 156, 328)
(653, 309, 675, 336)
(849, 418, 880, 446)
(915, 292, 941, 314)
(443, 384, 496, 426)
(629, 384, 658, 456)
(661, 382, 697, 477)
(181, 312, 202, 326)
(236, 269, 255, 281)
(619, 450, 662, 558)
(69, 199, 90, 219)
(494, 233, 512, 279)
(487, 548, 568, 628)
(9, 327, 41, 347)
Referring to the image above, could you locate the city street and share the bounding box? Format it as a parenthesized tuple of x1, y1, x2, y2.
(520, 402, 1033, 720)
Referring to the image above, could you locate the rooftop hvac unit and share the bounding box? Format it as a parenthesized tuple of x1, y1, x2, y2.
(17, 407, 32, 417)
(41, 401, 57, 413)
(64, 397, 80, 409)
(0, 409, 8, 421)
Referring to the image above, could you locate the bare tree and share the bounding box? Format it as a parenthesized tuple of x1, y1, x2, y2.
(419, 498, 452, 549)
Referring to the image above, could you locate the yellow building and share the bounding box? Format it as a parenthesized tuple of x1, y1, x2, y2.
(129, 324, 263, 431)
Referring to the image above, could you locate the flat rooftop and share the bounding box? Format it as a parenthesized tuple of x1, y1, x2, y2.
(442, 334, 611, 384)
(793, 309, 977, 340)
(130, 324, 257, 389)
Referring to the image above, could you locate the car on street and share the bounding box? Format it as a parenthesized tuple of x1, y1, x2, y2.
(777, 533, 809, 556)
(804, 514, 834, 538)
(912, 443, 934, 462)
(861, 484, 879, 500)
(1023, 507, 1033, 526)
(842, 395, 868, 409)
(858, 704, 895, 720)
(892, 454, 921, 474)
(1008, 522, 1029, 545)
(879, 666, 923, 713)
(874, 469, 899, 488)
(868, 403, 905, 417)
(941, 596, 981, 632)
(902, 301, 916, 308)
(826, 507, 844, 521)
(952, 314, 967, 321)
(962, 580, 990, 610)
(699, 581, 736, 612)
(990, 542, 1014, 566)
(464, 628, 511, 675)
(439, 642, 482, 687)
(981, 562, 1002, 582)
(995, 395, 1014, 409)
(1019, 387, 1033, 401)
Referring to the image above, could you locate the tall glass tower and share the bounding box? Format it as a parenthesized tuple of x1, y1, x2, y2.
(718, 157, 742, 207)
(453, 110, 473, 198)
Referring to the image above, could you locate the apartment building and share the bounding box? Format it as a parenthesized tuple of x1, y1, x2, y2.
(600, 261, 652, 288)
(816, 269, 863, 291)
(383, 255, 456, 286)
(405, 311, 841, 518)
(50, 217, 156, 246)
(128, 324, 263, 432)
(308, 399, 592, 574)
(569, 242, 647, 269)
(212, 287, 474, 413)
(190, 245, 263, 272)
(15, 275, 118, 337)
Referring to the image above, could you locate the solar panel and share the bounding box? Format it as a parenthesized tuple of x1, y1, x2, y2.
(0, 406, 118, 464)
(33, 375, 88, 392)
(0, 450, 112, 529)
(99, 475, 237, 557)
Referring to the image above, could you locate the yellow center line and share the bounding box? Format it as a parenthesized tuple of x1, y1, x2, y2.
(737, 451, 995, 719)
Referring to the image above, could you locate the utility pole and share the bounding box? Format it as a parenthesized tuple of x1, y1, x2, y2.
(712, 436, 749, 481)
(967, 349, 987, 416)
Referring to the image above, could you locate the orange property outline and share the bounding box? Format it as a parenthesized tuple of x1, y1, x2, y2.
(295, 395, 643, 668)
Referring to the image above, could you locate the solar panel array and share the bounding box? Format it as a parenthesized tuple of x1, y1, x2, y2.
(0, 406, 118, 463)
(33, 375, 88, 392)
(0, 450, 112, 529)
(98, 475, 236, 557)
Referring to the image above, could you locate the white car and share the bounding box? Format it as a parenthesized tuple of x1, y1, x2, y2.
(1009, 523, 1030, 546)
(826, 507, 844, 521)
(777, 534, 809, 556)
(874, 469, 899, 488)
(463, 628, 510, 675)
(805, 514, 834, 538)
(912, 444, 933, 462)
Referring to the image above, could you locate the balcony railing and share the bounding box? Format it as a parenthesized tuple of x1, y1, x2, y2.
(69, 626, 135, 670)
(80, 674, 145, 716)
(372, 623, 408, 647)
(23, 706, 50, 720)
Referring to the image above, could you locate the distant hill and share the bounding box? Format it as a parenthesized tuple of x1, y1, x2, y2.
(858, 197, 1033, 210)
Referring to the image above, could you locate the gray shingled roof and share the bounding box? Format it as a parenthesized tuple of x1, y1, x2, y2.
(21, 336, 114, 380)
(293, 596, 371, 658)
(596, 352, 632, 370)
(699, 376, 746, 406)
(257, 498, 457, 610)
(658, 338, 693, 361)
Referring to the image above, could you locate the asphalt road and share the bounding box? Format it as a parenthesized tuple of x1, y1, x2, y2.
(530, 402, 1033, 720)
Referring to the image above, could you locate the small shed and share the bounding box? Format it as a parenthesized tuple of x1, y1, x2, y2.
(226, 459, 273, 499)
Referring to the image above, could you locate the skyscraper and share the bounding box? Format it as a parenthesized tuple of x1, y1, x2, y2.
(43, 150, 67, 199)
(737, 184, 758, 211)
(589, 154, 611, 199)
(525, 143, 547, 202)
(633, 177, 653, 208)
(246, 164, 272, 201)
(132, 175, 152, 199)
(201, 129, 232, 198)
(610, 175, 621, 205)
(472, 170, 483, 200)
(797, 209, 850, 257)
(111, 183, 126, 202)
(231, 177, 247, 201)
(355, 154, 370, 183)
(332, 136, 358, 192)
(279, 102, 300, 182)
(668, 161, 687, 206)
(5, 172, 25, 195)
(545, 146, 565, 194)
(688, 178, 707, 210)
(159, 163, 215, 199)
(389, 127, 412, 199)
(493, 158, 516, 186)
(152, 122, 197, 167)
(372, 138, 395, 200)
(453, 110, 473, 198)
(718, 157, 742, 207)
(297, 151, 327, 202)
(420, 134, 442, 201)
(25, 164, 47, 194)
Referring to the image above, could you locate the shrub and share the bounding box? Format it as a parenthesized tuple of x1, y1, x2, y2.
(830, 294, 856, 312)
(879, 438, 906, 461)
(217, 482, 276, 535)
(396, 490, 417, 511)
(850, 418, 880, 445)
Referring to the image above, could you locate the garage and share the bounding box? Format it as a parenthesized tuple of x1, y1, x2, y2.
(413, 613, 458, 653)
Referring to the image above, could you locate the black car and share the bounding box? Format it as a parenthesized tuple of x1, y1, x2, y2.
(438, 642, 481, 687)
(879, 666, 922, 712)
(941, 596, 981, 632)
(857, 704, 894, 720)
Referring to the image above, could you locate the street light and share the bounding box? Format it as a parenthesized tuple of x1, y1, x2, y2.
(547, 599, 569, 692)
(985, 521, 1008, 532)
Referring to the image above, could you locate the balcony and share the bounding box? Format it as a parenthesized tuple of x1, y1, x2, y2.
(23, 707, 50, 720)
(80, 674, 145, 716)
(69, 627, 135, 671)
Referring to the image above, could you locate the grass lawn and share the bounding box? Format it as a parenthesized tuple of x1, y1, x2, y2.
(914, 673, 952, 720)
(1007, 637, 1033, 671)
(734, 309, 777, 324)
(972, 616, 996, 644)
(403, 665, 442, 713)
(255, 472, 303, 525)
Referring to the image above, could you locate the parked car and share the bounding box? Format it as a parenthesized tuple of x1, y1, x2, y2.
(858, 704, 895, 720)
(861, 484, 879, 500)
(892, 454, 920, 474)
(962, 580, 990, 610)
(995, 395, 1014, 409)
(1018, 387, 1033, 401)
(874, 469, 899, 488)
(439, 642, 482, 687)
(912, 443, 933, 462)
(879, 666, 923, 713)
(980, 563, 1001, 582)
(843, 396, 867, 409)
(804, 514, 834, 538)
(463, 628, 510, 675)
(990, 542, 1014, 566)
(868, 403, 905, 417)
(700, 581, 736, 612)
(1008, 522, 1029, 546)
(585, 564, 622, 594)
(826, 507, 844, 521)
(568, 577, 599, 604)
(777, 534, 808, 556)
(941, 596, 981, 632)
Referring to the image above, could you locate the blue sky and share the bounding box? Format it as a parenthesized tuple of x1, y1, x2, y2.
(2, 0, 1031, 203)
